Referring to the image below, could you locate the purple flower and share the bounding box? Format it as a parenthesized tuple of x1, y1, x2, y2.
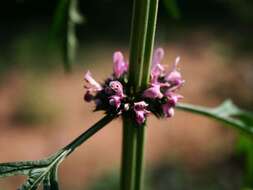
(162, 103, 175, 118)
(113, 51, 128, 78)
(84, 91, 94, 102)
(134, 101, 150, 125)
(109, 95, 121, 109)
(109, 81, 125, 97)
(152, 48, 164, 67)
(84, 71, 102, 91)
(151, 48, 165, 83)
(135, 111, 146, 125)
(164, 92, 183, 106)
(84, 71, 103, 103)
(143, 84, 163, 99)
(84, 47, 184, 121)
(164, 57, 184, 86)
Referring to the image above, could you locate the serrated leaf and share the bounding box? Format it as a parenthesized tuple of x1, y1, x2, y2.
(0, 114, 115, 189)
(0, 150, 69, 190)
(42, 165, 59, 190)
(18, 150, 69, 190)
(0, 159, 50, 178)
(176, 100, 253, 135)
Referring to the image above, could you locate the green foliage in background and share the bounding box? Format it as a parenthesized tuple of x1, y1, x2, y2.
(51, 0, 84, 72)
(162, 0, 180, 19)
(177, 100, 253, 135)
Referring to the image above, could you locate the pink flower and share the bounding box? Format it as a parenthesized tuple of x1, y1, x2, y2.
(109, 81, 125, 97)
(84, 71, 102, 91)
(134, 101, 150, 125)
(109, 95, 121, 109)
(113, 51, 128, 78)
(151, 48, 165, 83)
(164, 91, 183, 106)
(143, 84, 163, 99)
(162, 103, 175, 118)
(152, 48, 164, 67)
(135, 110, 146, 125)
(84, 91, 94, 102)
(165, 57, 184, 86)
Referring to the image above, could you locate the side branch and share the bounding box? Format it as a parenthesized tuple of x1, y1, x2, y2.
(0, 113, 117, 189)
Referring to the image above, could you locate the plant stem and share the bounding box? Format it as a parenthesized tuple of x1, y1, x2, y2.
(121, 116, 138, 190)
(141, 0, 159, 89)
(128, 0, 150, 94)
(134, 1, 159, 189)
(121, 0, 159, 190)
(64, 113, 116, 155)
(135, 124, 146, 190)
(121, 0, 150, 189)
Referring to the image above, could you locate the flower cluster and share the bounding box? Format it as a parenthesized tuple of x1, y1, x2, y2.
(84, 48, 184, 125)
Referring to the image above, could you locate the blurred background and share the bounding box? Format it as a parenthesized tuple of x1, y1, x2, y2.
(0, 0, 253, 189)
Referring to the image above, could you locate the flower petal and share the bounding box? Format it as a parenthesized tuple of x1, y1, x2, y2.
(162, 103, 175, 117)
(135, 110, 146, 125)
(152, 48, 164, 67)
(164, 92, 183, 106)
(84, 91, 94, 102)
(133, 101, 150, 124)
(151, 48, 165, 83)
(134, 101, 149, 111)
(84, 71, 102, 91)
(109, 81, 125, 97)
(109, 95, 121, 109)
(113, 51, 128, 78)
(143, 84, 163, 99)
(164, 56, 184, 86)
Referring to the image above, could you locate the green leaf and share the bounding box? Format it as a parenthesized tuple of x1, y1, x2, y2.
(236, 135, 253, 188)
(0, 160, 49, 178)
(0, 150, 69, 190)
(50, 0, 84, 72)
(0, 114, 116, 189)
(19, 150, 69, 190)
(176, 100, 253, 135)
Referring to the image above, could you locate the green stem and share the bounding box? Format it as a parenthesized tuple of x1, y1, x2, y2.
(121, 0, 151, 189)
(121, 0, 159, 190)
(135, 1, 159, 190)
(135, 124, 146, 190)
(121, 116, 138, 190)
(65, 113, 116, 155)
(141, 0, 159, 89)
(121, 0, 150, 189)
(128, 0, 150, 94)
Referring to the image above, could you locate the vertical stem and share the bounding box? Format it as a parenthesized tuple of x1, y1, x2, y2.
(128, 0, 150, 94)
(121, 116, 137, 190)
(135, 1, 159, 190)
(135, 124, 146, 190)
(121, 0, 159, 190)
(141, 0, 159, 89)
(121, 0, 150, 189)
